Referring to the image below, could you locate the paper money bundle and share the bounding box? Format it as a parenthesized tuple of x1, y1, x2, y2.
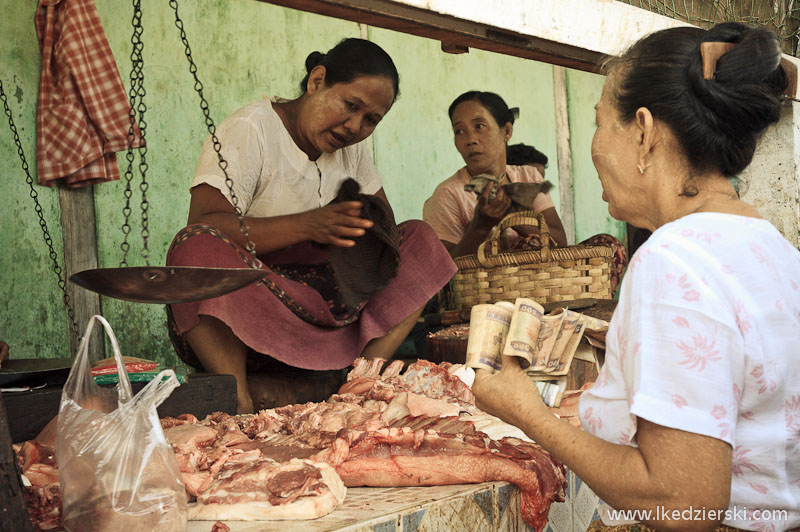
(465, 297, 608, 406)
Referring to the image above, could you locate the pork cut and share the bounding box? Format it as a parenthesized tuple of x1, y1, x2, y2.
(330, 427, 566, 532)
(13, 440, 61, 531)
(189, 458, 345, 521)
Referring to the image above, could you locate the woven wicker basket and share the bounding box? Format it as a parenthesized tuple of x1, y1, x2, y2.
(449, 211, 613, 310)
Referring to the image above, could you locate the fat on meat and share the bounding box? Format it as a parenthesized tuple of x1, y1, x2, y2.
(189, 458, 346, 521)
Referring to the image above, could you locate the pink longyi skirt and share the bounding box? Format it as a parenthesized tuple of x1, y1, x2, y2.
(166, 221, 456, 371)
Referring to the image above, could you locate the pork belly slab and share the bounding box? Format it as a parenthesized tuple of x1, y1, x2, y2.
(189, 458, 345, 521)
(331, 427, 566, 532)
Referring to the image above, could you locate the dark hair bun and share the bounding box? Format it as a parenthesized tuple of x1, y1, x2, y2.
(298, 39, 399, 99)
(611, 22, 788, 178)
(304, 51, 325, 73)
(687, 23, 784, 140)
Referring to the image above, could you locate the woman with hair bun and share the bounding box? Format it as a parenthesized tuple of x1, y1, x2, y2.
(166, 38, 456, 414)
(423, 91, 568, 258)
(473, 23, 800, 531)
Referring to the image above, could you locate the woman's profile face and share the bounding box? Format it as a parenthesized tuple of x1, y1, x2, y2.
(451, 100, 511, 177)
(302, 70, 395, 156)
(591, 82, 640, 223)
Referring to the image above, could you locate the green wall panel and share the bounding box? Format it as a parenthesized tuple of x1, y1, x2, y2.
(566, 68, 626, 243)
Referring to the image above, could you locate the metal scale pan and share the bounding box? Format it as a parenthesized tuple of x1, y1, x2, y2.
(70, 266, 268, 304)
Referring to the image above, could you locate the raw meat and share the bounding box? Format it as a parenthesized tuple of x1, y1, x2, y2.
(341, 359, 474, 406)
(330, 427, 566, 531)
(17, 358, 569, 532)
(189, 458, 345, 521)
(13, 441, 61, 531)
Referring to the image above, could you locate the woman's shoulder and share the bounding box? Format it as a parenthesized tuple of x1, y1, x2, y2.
(506, 164, 544, 183)
(223, 100, 277, 124)
(426, 167, 469, 200)
(436, 167, 470, 188)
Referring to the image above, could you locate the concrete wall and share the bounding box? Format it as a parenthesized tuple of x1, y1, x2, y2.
(739, 102, 800, 247)
(1, 0, 610, 365)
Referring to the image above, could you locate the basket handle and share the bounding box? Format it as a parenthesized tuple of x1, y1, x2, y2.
(476, 210, 551, 267)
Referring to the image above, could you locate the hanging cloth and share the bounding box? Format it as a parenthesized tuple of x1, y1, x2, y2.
(35, 0, 143, 188)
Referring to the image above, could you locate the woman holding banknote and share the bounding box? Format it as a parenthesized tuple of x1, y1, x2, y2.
(473, 22, 800, 532)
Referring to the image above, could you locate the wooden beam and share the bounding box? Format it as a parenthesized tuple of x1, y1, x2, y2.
(258, 0, 689, 72)
(0, 391, 34, 532)
(552, 65, 575, 245)
(259, 0, 605, 72)
(57, 184, 104, 359)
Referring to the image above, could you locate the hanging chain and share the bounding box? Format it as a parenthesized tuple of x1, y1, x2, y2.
(169, 0, 261, 268)
(0, 79, 79, 334)
(121, 0, 150, 267)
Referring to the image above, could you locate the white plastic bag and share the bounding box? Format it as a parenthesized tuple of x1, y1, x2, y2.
(56, 315, 187, 532)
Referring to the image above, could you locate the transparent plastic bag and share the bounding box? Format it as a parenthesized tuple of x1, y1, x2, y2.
(56, 315, 187, 532)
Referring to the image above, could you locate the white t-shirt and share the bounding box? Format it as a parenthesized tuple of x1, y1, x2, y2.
(579, 213, 800, 530)
(192, 99, 382, 217)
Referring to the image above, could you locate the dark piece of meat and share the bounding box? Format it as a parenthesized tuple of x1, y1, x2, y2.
(22, 484, 62, 531)
(13, 441, 62, 531)
(211, 521, 230, 532)
(327, 178, 400, 309)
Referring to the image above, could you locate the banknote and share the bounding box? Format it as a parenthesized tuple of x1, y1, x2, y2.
(529, 312, 565, 371)
(501, 298, 545, 369)
(544, 308, 585, 375)
(465, 302, 514, 371)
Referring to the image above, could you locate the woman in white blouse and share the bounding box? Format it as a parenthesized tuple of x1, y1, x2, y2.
(473, 23, 800, 532)
(167, 38, 455, 414)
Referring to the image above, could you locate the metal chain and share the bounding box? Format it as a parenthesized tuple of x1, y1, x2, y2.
(121, 0, 150, 266)
(0, 79, 79, 334)
(169, 0, 262, 268)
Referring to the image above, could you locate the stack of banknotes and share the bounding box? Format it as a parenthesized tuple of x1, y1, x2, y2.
(465, 297, 608, 407)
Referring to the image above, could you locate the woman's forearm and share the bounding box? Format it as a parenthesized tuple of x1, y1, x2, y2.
(191, 211, 311, 255)
(515, 405, 728, 532)
(448, 220, 493, 258)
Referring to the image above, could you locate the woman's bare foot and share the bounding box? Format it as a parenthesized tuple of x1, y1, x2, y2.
(237, 390, 254, 415)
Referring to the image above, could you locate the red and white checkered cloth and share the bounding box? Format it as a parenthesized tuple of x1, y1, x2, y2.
(35, 0, 143, 188)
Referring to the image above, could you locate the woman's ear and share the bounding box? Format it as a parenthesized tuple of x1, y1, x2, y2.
(306, 65, 327, 94)
(503, 122, 514, 143)
(634, 106, 657, 169)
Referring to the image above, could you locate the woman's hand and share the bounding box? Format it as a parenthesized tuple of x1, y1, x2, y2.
(301, 201, 374, 247)
(474, 182, 511, 229)
(472, 354, 548, 429)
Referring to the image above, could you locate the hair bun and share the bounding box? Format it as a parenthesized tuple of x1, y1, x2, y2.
(304, 51, 326, 72)
(509, 107, 520, 121)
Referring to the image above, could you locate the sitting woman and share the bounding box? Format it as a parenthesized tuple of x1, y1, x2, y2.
(166, 38, 456, 414)
(473, 22, 800, 532)
(423, 91, 568, 259)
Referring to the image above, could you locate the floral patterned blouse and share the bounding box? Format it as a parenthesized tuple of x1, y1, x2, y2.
(579, 213, 800, 531)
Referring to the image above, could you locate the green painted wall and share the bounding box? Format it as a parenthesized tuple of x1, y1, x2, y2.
(566, 69, 627, 242)
(1, 0, 608, 366)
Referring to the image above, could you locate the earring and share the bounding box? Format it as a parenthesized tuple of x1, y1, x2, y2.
(637, 163, 645, 175)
